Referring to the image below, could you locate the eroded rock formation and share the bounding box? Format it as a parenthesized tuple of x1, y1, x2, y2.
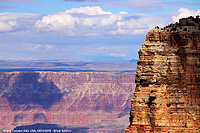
(125, 16, 200, 132)
(0, 72, 135, 131)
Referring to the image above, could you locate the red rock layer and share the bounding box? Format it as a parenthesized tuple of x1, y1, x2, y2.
(125, 16, 200, 133)
(0, 72, 135, 130)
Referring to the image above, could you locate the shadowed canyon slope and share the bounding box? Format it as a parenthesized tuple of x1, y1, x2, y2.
(0, 72, 135, 131)
(125, 16, 200, 132)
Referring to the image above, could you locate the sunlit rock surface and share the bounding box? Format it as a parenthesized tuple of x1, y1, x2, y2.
(0, 72, 135, 131)
(125, 16, 200, 132)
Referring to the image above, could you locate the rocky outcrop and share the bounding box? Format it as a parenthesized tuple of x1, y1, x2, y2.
(0, 72, 135, 131)
(125, 16, 200, 132)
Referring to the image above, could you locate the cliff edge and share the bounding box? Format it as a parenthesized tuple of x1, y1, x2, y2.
(125, 16, 200, 132)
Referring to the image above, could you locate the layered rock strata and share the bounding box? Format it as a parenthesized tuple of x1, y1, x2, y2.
(0, 72, 135, 131)
(125, 16, 200, 132)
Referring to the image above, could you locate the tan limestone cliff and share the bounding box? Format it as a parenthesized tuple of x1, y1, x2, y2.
(125, 16, 200, 133)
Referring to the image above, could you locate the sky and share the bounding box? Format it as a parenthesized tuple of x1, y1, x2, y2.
(0, 0, 200, 61)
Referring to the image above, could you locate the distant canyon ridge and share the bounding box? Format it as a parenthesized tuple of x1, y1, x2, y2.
(0, 71, 135, 132)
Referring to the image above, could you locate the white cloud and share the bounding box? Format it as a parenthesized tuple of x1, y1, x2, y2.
(65, 6, 112, 15)
(0, 6, 172, 35)
(35, 6, 166, 36)
(0, 13, 38, 32)
(2, 6, 189, 36)
(109, 53, 126, 57)
(35, 13, 80, 31)
(34, 44, 54, 50)
(172, 8, 200, 22)
(0, 21, 17, 32)
(35, 6, 118, 33)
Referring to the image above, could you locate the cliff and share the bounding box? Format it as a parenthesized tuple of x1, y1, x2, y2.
(125, 16, 200, 132)
(0, 72, 135, 131)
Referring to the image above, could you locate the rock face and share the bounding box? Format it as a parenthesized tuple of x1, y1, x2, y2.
(125, 16, 200, 132)
(0, 72, 135, 130)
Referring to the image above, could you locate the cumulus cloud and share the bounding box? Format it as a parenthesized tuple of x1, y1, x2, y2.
(0, 6, 177, 35)
(35, 6, 168, 36)
(35, 6, 121, 34)
(0, 21, 17, 32)
(65, 6, 112, 15)
(35, 13, 80, 32)
(3, 6, 195, 36)
(0, 13, 38, 32)
(35, 6, 113, 33)
(172, 8, 200, 22)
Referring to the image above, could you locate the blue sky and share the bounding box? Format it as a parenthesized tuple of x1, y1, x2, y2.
(0, 0, 199, 61)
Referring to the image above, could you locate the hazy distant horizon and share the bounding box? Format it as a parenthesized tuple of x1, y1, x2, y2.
(0, 58, 139, 62)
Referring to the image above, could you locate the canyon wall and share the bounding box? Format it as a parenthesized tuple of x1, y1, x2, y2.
(125, 16, 200, 132)
(0, 72, 135, 131)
